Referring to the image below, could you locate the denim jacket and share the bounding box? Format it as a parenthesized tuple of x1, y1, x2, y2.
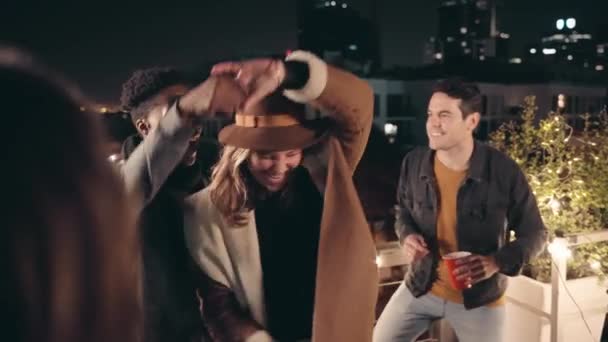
(395, 141, 547, 309)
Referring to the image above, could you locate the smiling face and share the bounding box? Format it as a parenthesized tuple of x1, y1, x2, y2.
(133, 84, 202, 166)
(426, 91, 480, 152)
(247, 149, 303, 192)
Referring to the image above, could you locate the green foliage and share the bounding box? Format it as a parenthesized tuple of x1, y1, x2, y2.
(490, 97, 608, 282)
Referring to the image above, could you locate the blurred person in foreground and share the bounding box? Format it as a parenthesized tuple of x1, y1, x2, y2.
(0, 46, 142, 342)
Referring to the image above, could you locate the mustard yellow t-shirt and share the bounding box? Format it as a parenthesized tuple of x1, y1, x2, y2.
(429, 155, 504, 306)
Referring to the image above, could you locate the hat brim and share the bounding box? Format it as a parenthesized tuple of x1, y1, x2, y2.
(218, 123, 328, 151)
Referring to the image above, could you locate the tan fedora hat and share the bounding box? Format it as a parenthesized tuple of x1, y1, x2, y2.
(218, 91, 328, 151)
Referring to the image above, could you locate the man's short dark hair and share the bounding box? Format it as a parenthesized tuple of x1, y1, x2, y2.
(432, 78, 482, 118)
(120, 67, 193, 122)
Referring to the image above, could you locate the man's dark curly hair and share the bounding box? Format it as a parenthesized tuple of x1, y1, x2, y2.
(432, 77, 482, 118)
(120, 67, 194, 122)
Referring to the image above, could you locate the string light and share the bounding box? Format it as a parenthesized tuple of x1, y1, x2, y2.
(375, 255, 382, 266)
(548, 237, 572, 260)
(549, 197, 562, 214)
(492, 95, 608, 288)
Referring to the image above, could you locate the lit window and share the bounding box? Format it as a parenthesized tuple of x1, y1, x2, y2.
(543, 48, 557, 55)
(567, 55, 573, 61)
(384, 123, 398, 136)
(349, 44, 357, 51)
(446, 36, 455, 42)
(480, 55, 486, 61)
(596, 65, 605, 71)
(509, 58, 522, 64)
(566, 18, 576, 29)
(461, 41, 467, 47)
(530, 48, 537, 54)
(342, 3, 347, 8)
(598, 46, 605, 54)
(556, 19, 565, 30)
(460, 27, 468, 34)
(558, 94, 566, 109)
(435, 53, 443, 60)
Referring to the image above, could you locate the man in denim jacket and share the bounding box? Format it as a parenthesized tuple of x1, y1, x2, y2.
(374, 78, 547, 342)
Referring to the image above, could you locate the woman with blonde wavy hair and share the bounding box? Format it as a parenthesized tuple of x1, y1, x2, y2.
(184, 51, 379, 342)
(0, 47, 142, 342)
(207, 145, 252, 226)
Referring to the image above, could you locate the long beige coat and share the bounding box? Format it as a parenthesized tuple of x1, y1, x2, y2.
(185, 58, 378, 342)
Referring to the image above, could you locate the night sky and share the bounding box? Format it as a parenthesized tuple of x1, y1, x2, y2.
(2, 0, 606, 104)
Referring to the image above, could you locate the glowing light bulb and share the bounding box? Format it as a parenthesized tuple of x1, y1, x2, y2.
(549, 197, 562, 214)
(548, 238, 571, 259)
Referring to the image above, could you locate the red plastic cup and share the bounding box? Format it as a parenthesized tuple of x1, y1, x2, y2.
(443, 251, 472, 290)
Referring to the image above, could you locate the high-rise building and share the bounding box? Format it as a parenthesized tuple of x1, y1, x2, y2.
(428, 0, 509, 63)
(438, 0, 495, 40)
(297, 0, 379, 74)
(525, 18, 604, 72)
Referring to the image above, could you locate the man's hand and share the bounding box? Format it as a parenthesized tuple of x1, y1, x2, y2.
(211, 58, 286, 111)
(453, 254, 499, 286)
(178, 76, 246, 120)
(403, 234, 429, 264)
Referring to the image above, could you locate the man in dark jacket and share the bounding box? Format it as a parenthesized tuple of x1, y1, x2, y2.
(374, 78, 547, 342)
(120, 67, 220, 342)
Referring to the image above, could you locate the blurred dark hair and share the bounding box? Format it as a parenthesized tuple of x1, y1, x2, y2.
(432, 77, 482, 118)
(120, 67, 194, 122)
(0, 46, 142, 342)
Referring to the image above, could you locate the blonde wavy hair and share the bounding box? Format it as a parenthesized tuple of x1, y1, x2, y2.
(208, 145, 253, 226)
